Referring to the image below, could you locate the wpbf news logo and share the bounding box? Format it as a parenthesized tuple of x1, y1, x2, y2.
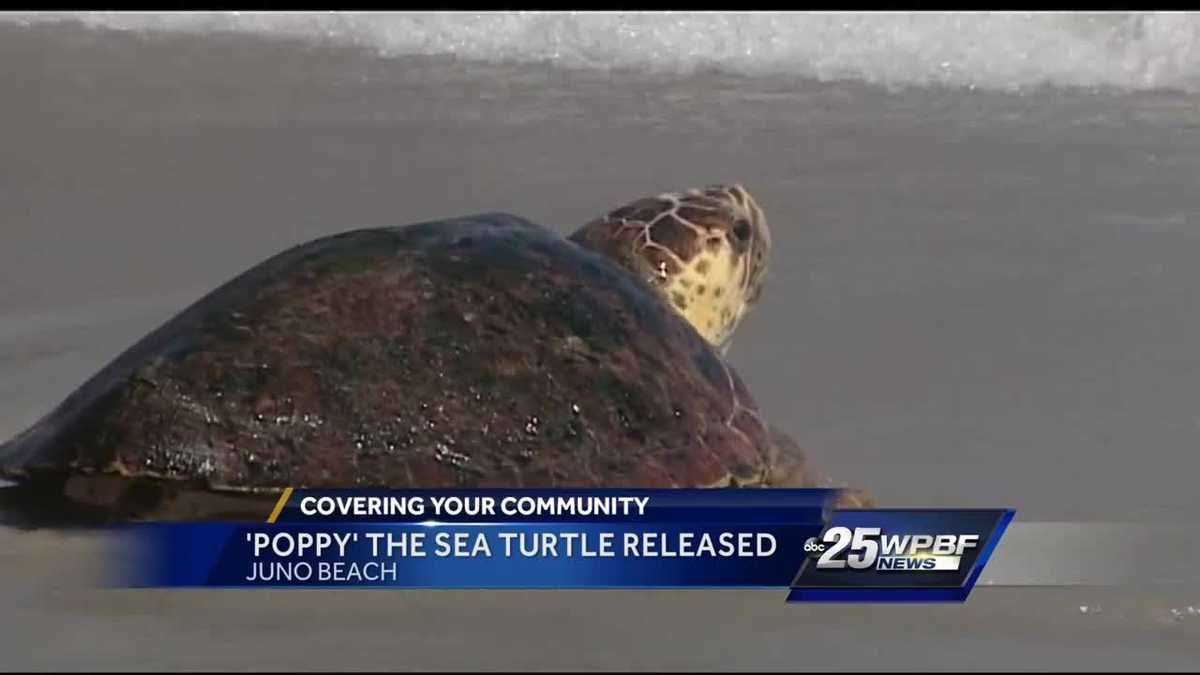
(803, 528, 980, 571)
(786, 509, 1014, 602)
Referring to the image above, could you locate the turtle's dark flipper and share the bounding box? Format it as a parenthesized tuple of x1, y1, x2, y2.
(0, 472, 279, 527)
(0, 473, 112, 529)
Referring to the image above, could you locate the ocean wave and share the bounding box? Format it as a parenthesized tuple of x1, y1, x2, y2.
(6, 12, 1200, 93)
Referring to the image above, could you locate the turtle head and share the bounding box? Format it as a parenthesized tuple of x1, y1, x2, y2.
(569, 183, 771, 352)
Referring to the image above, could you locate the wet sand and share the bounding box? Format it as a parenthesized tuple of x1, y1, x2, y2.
(1, 23, 1199, 669)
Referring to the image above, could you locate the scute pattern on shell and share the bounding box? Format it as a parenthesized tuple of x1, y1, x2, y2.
(0, 214, 784, 496)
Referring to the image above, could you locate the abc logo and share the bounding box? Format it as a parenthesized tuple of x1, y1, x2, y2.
(803, 536, 826, 559)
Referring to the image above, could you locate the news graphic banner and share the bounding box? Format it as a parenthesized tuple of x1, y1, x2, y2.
(115, 489, 1013, 602)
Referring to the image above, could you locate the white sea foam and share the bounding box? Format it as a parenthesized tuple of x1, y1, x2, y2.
(5, 11, 1200, 93)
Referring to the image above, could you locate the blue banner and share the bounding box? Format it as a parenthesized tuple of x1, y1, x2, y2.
(112, 489, 1013, 602)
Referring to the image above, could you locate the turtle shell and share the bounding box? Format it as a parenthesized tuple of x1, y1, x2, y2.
(0, 214, 801, 519)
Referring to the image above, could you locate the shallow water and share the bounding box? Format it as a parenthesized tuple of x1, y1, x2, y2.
(1, 19, 1199, 669)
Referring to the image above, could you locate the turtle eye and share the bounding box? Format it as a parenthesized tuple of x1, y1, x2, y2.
(731, 219, 752, 245)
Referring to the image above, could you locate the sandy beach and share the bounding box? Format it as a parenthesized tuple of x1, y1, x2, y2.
(1, 17, 1199, 669)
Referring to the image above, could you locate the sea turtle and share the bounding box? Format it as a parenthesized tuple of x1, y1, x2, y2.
(0, 184, 869, 522)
